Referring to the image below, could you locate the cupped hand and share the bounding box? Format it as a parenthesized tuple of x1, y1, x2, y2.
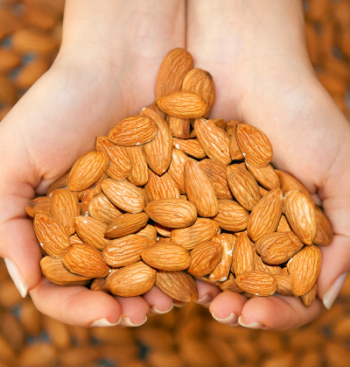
(187, 0, 350, 330)
(0, 0, 185, 327)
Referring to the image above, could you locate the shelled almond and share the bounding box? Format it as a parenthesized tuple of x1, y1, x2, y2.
(28, 48, 333, 307)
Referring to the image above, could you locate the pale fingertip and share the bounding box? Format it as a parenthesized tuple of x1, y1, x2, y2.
(238, 315, 266, 330)
(323, 272, 348, 310)
(4, 258, 28, 298)
(211, 312, 238, 326)
(90, 317, 121, 327)
(150, 304, 174, 315)
(121, 316, 147, 327)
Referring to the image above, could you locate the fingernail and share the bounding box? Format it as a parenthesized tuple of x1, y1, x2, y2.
(238, 316, 265, 329)
(4, 258, 28, 298)
(212, 312, 238, 326)
(151, 304, 174, 315)
(90, 317, 121, 327)
(197, 294, 212, 306)
(323, 273, 348, 310)
(121, 316, 147, 327)
(174, 301, 186, 308)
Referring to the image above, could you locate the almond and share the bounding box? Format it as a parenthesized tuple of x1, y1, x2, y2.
(141, 243, 190, 271)
(167, 116, 190, 139)
(155, 48, 194, 99)
(246, 163, 280, 190)
(12, 28, 58, 53)
(103, 234, 154, 267)
(88, 192, 122, 224)
(227, 164, 261, 211)
(75, 216, 109, 251)
(231, 232, 254, 276)
(47, 171, 69, 195)
(194, 118, 231, 165)
(235, 271, 277, 296)
(229, 128, 244, 161)
(213, 200, 249, 232)
(277, 214, 292, 233)
(287, 245, 322, 296)
(247, 188, 283, 242)
(62, 243, 110, 278)
(301, 283, 318, 307)
(50, 188, 80, 236)
(105, 261, 156, 297)
(171, 218, 219, 250)
(68, 151, 109, 192)
(274, 274, 294, 296)
(154, 223, 172, 237)
(209, 234, 233, 282)
(136, 225, 158, 242)
(199, 159, 233, 200)
(26, 196, 51, 218)
(184, 161, 218, 217)
(156, 271, 198, 302)
(145, 199, 197, 229)
(173, 138, 206, 159)
(105, 213, 149, 239)
(145, 169, 180, 202)
(236, 123, 273, 167)
(254, 252, 283, 275)
(314, 206, 333, 246)
(141, 107, 173, 175)
(95, 137, 132, 181)
(108, 115, 157, 146)
(168, 149, 191, 194)
(101, 178, 145, 214)
(90, 278, 108, 293)
(125, 146, 148, 186)
(275, 170, 312, 200)
(69, 234, 83, 245)
(40, 257, 91, 286)
(284, 190, 317, 245)
(188, 241, 222, 277)
(182, 68, 215, 117)
(255, 232, 303, 265)
(157, 91, 207, 119)
(33, 214, 70, 258)
(225, 120, 240, 135)
(219, 274, 243, 293)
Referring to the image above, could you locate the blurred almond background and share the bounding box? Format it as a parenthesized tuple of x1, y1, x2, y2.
(0, 0, 350, 366)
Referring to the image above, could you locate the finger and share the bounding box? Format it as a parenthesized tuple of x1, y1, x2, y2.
(209, 291, 247, 326)
(238, 294, 323, 331)
(195, 279, 221, 307)
(143, 286, 174, 315)
(30, 278, 122, 327)
(116, 296, 149, 327)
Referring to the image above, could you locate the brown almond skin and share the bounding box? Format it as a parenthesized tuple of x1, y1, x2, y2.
(40, 257, 91, 286)
(125, 146, 148, 187)
(137, 225, 158, 242)
(274, 274, 294, 296)
(75, 216, 108, 251)
(101, 178, 145, 214)
(145, 199, 197, 229)
(235, 271, 277, 297)
(156, 271, 198, 302)
(194, 118, 231, 165)
(231, 232, 254, 276)
(277, 214, 292, 233)
(236, 123, 273, 167)
(105, 213, 149, 239)
(141, 243, 190, 271)
(167, 116, 190, 139)
(275, 170, 312, 199)
(254, 252, 283, 275)
(199, 159, 233, 200)
(184, 161, 218, 217)
(108, 115, 157, 146)
(213, 200, 249, 232)
(26, 196, 51, 218)
(284, 190, 317, 245)
(50, 188, 80, 236)
(188, 241, 222, 277)
(229, 128, 244, 161)
(220, 274, 243, 293)
(155, 48, 194, 99)
(47, 171, 69, 195)
(103, 234, 154, 267)
(182, 68, 215, 117)
(62, 244, 110, 278)
(173, 138, 206, 159)
(68, 151, 109, 192)
(247, 188, 283, 242)
(227, 164, 261, 211)
(168, 149, 191, 194)
(33, 214, 70, 258)
(171, 218, 219, 250)
(246, 162, 280, 190)
(209, 234, 233, 282)
(287, 245, 322, 297)
(314, 206, 333, 246)
(88, 192, 122, 224)
(301, 283, 317, 307)
(157, 91, 207, 119)
(145, 169, 180, 202)
(105, 261, 156, 297)
(142, 107, 173, 175)
(255, 232, 304, 265)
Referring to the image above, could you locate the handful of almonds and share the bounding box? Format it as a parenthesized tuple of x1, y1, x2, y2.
(27, 48, 333, 307)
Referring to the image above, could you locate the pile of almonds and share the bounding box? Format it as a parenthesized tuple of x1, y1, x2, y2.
(28, 48, 333, 307)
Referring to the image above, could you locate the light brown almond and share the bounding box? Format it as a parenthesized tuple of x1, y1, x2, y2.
(277, 214, 292, 233)
(26, 196, 51, 218)
(145, 198, 197, 229)
(63, 243, 110, 278)
(184, 161, 218, 217)
(229, 128, 244, 161)
(275, 170, 312, 200)
(12, 28, 58, 53)
(168, 149, 190, 194)
(247, 188, 283, 242)
(188, 241, 222, 277)
(235, 271, 277, 296)
(105, 261, 156, 297)
(301, 283, 318, 307)
(274, 274, 294, 296)
(219, 274, 243, 293)
(225, 120, 240, 135)
(284, 190, 317, 245)
(254, 252, 283, 275)
(246, 163, 280, 190)
(236, 123, 273, 167)
(227, 164, 261, 211)
(145, 169, 180, 202)
(125, 146, 148, 186)
(90, 278, 108, 293)
(231, 232, 254, 276)
(108, 115, 157, 146)
(105, 213, 149, 239)
(68, 151, 109, 192)
(213, 200, 249, 232)
(137, 225, 158, 242)
(209, 234, 233, 282)
(75, 216, 109, 250)
(166, 116, 190, 139)
(314, 206, 333, 246)
(88, 192, 122, 224)
(154, 223, 172, 237)
(173, 138, 206, 159)
(69, 234, 83, 245)
(47, 171, 69, 195)
(80, 182, 102, 215)
(33, 214, 70, 258)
